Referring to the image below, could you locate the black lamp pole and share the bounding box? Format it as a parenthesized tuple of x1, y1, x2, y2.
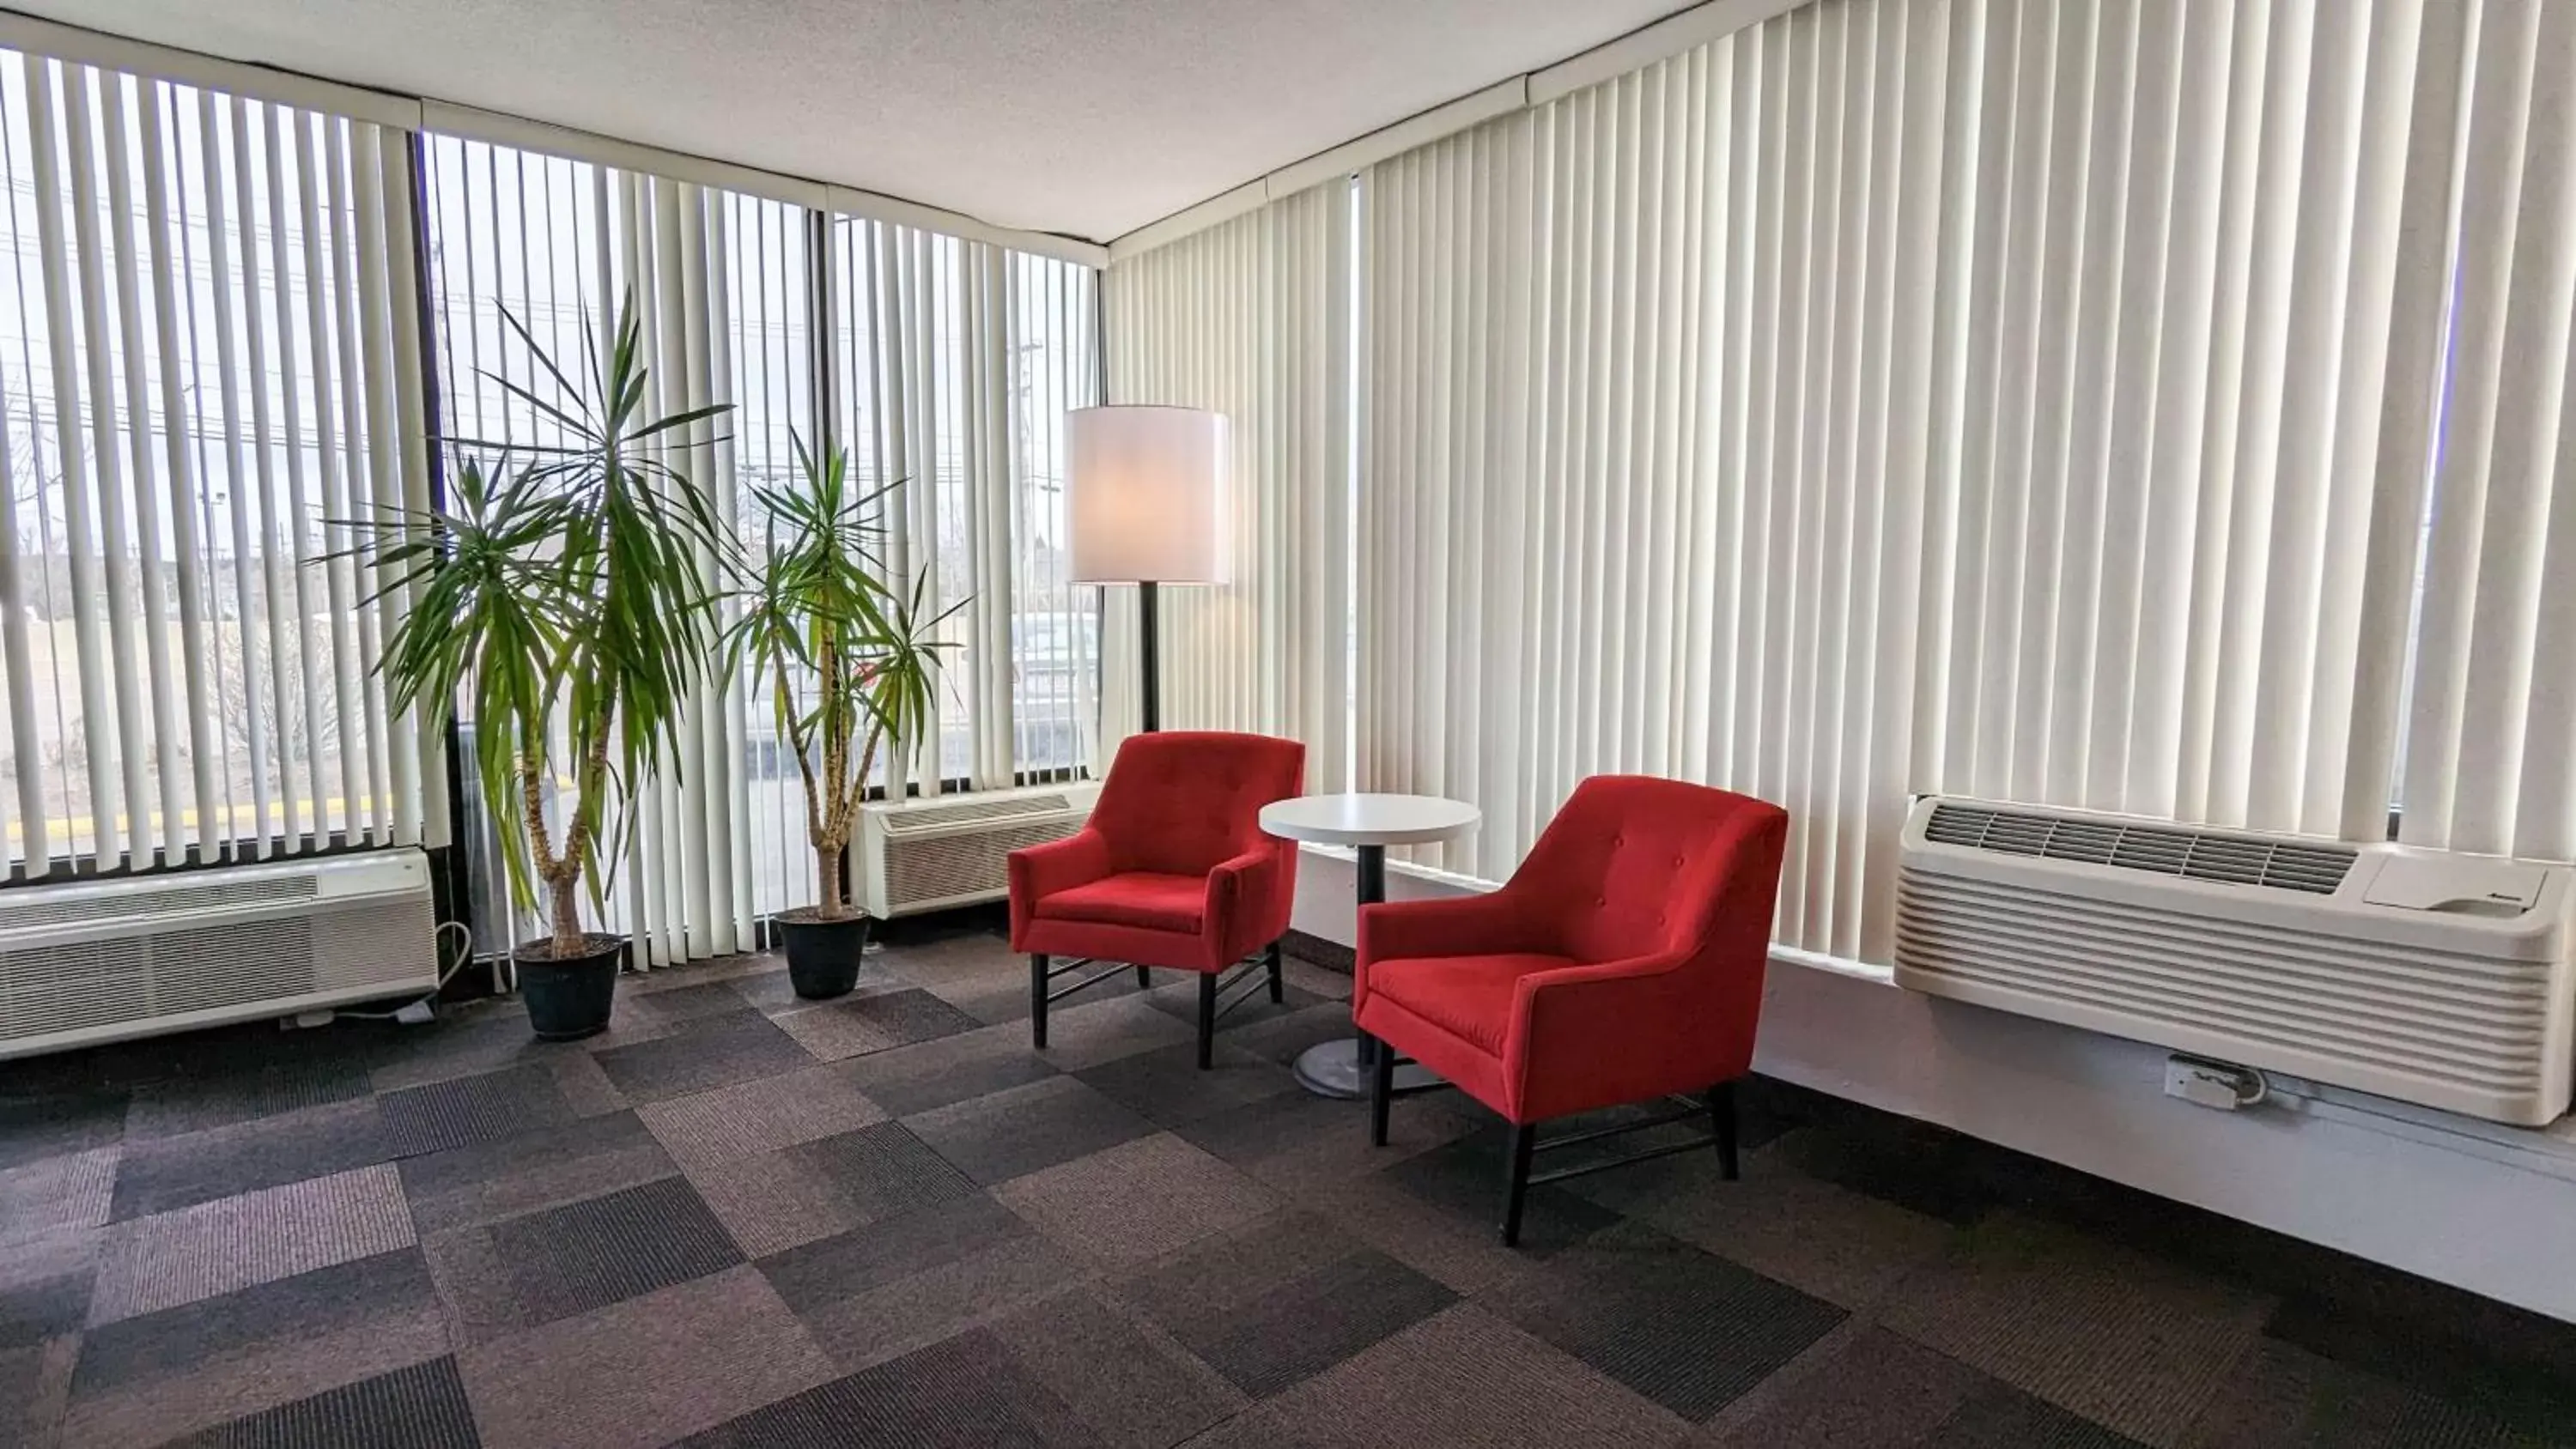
(1138, 580, 1161, 733)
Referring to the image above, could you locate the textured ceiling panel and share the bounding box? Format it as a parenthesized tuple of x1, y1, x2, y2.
(23, 0, 1688, 242)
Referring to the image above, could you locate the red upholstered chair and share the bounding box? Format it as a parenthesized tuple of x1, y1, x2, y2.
(1354, 775, 1788, 1245)
(1010, 731, 1306, 1068)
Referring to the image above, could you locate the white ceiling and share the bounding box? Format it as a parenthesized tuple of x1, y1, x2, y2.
(27, 0, 1691, 244)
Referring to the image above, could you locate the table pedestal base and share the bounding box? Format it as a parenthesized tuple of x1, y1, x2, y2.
(1293, 1038, 1443, 1100)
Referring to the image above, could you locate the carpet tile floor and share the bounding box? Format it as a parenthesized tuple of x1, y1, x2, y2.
(3, 911, 2574, 1448)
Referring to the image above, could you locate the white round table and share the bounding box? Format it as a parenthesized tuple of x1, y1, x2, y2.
(1259, 792, 1481, 1099)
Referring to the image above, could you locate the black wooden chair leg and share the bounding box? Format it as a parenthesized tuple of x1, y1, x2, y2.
(1369, 1035, 1394, 1147)
(1265, 941, 1285, 1003)
(1710, 1080, 1740, 1180)
(1195, 972, 1217, 1070)
(1030, 954, 1048, 1049)
(1501, 1123, 1538, 1246)
(1135, 964, 1152, 989)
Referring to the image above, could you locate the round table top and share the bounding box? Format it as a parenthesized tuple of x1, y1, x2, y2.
(1259, 792, 1481, 847)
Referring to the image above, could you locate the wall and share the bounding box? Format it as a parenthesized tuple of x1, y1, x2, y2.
(1291, 847, 2576, 1325)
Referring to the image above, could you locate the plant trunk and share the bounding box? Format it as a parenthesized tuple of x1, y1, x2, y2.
(549, 873, 584, 957)
(816, 842, 849, 920)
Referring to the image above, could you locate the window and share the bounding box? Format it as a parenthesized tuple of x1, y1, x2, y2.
(0, 51, 421, 876)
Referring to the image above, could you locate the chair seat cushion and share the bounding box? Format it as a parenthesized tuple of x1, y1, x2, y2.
(1369, 952, 1577, 1056)
(1033, 872, 1206, 934)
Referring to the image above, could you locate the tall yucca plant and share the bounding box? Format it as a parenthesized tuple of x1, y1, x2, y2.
(355, 289, 731, 958)
(725, 433, 959, 920)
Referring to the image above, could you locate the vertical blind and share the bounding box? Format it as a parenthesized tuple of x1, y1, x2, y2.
(428, 137, 1104, 964)
(1103, 183, 1354, 789)
(1115, 0, 2576, 968)
(0, 49, 428, 876)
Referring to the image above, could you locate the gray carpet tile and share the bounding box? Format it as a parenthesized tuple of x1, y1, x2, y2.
(731, 961, 910, 1015)
(0, 1089, 129, 1172)
(0, 1334, 76, 1449)
(0, 1143, 118, 1242)
(1209, 1001, 1360, 1070)
(1376, 1124, 1625, 1255)
(483, 1174, 746, 1327)
(989, 1288, 1245, 1449)
(1168, 1074, 1477, 1187)
(71, 1249, 438, 1402)
(1138, 975, 1329, 1035)
(1875, 1211, 2274, 1446)
(782, 1121, 985, 1224)
(994, 1133, 1280, 1269)
(1923, 1383, 2155, 1448)
(107, 1099, 391, 1222)
(88, 1163, 416, 1325)
(0, 1265, 92, 1351)
(774, 987, 984, 1063)
(1628, 1147, 1955, 1311)
(904, 1076, 1159, 1185)
(1698, 1324, 2010, 1448)
(2184, 1339, 2553, 1449)
(637, 1063, 887, 1167)
(1072, 1040, 1303, 1129)
(125, 1063, 372, 1142)
(684, 1145, 873, 1259)
(397, 1111, 677, 1237)
(759, 1194, 1036, 1316)
(1119, 1214, 1457, 1400)
(1019, 996, 1199, 1071)
(1488, 1220, 1847, 1422)
(1214, 1301, 1687, 1449)
(591, 1011, 817, 1103)
(165, 1355, 478, 1449)
(377, 1064, 579, 1159)
(678, 1326, 1099, 1448)
(834, 1024, 1063, 1118)
(455, 1266, 836, 1449)
(2263, 1289, 2576, 1442)
(795, 1229, 1089, 1373)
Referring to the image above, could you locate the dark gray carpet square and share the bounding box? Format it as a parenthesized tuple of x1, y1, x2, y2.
(677, 1326, 1096, 1448)
(171, 1354, 478, 1449)
(1072, 1040, 1301, 1128)
(109, 1100, 391, 1222)
(1493, 1222, 1845, 1422)
(2195, 1335, 2562, 1449)
(903, 1076, 1157, 1185)
(397, 1110, 673, 1236)
(759, 1195, 1033, 1315)
(1139, 974, 1329, 1033)
(486, 1174, 744, 1326)
(0, 1089, 128, 1171)
(72, 1249, 437, 1401)
(0, 1270, 90, 1350)
(2263, 1294, 2576, 1443)
(377, 1063, 578, 1158)
(1925, 1383, 2152, 1448)
(592, 1012, 816, 1103)
(126, 1062, 372, 1141)
(782, 1121, 983, 1223)
(1378, 1125, 1624, 1254)
(837, 1037, 1060, 1119)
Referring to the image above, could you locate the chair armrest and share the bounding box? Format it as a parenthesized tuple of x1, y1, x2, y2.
(1008, 828, 1112, 944)
(1205, 846, 1291, 956)
(1502, 950, 1756, 1119)
(1355, 891, 1543, 1012)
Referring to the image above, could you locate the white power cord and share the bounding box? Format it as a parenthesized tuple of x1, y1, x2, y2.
(330, 921, 478, 1022)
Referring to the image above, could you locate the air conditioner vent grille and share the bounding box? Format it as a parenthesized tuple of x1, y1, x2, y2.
(885, 820, 1082, 909)
(0, 873, 318, 933)
(1922, 803, 2355, 895)
(883, 794, 1072, 834)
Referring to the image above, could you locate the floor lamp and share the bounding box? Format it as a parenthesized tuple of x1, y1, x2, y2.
(1066, 406, 1229, 733)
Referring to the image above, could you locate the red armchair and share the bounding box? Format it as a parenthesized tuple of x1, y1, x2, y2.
(1353, 775, 1788, 1244)
(1010, 731, 1306, 1068)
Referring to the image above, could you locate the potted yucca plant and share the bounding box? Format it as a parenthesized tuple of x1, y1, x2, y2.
(726, 434, 957, 998)
(354, 289, 731, 1039)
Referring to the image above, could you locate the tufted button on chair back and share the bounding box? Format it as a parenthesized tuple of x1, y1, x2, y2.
(1090, 731, 1307, 877)
(1514, 775, 1788, 967)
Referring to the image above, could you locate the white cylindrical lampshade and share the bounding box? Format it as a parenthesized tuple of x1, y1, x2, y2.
(1066, 405, 1230, 585)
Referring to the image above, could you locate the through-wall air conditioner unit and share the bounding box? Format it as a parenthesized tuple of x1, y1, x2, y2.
(1893, 797, 2576, 1126)
(858, 782, 1102, 918)
(0, 850, 440, 1060)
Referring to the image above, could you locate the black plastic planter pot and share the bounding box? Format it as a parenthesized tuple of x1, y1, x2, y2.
(775, 910, 871, 1000)
(516, 933, 624, 1040)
